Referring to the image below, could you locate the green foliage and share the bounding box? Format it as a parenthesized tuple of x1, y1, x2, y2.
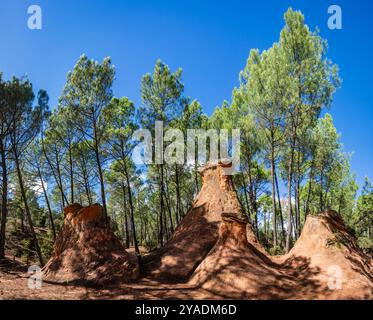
(39, 232, 54, 259)
(18, 239, 31, 263)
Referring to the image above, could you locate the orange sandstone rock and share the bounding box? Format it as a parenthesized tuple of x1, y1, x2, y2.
(43, 203, 139, 285)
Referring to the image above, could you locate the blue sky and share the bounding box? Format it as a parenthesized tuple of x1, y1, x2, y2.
(0, 0, 372, 191)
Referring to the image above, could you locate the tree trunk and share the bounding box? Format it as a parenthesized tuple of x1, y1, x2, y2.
(295, 151, 301, 237)
(54, 147, 67, 208)
(270, 139, 278, 248)
(14, 148, 44, 266)
(285, 140, 295, 253)
(247, 163, 258, 232)
(20, 209, 25, 233)
(123, 158, 139, 255)
(121, 183, 130, 248)
(304, 158, 315, 218)
(68, 139, 74, 204)
(94, 146, 107, 219)
(93, 120, 107, 220)
(319, 169, 324, 212)
(37, 165, 56, 241)
(174, 164, 181, 224)
(0, 138, 8, 260)
(158, 164, 165, 246)
(41, 139, 68, 206)
(241, 174, 252, 221)
(163, 168, 174, 236)
(194, 159, 199, 194)
(80, 154, 92, 205)
(275, 170, 286, 245)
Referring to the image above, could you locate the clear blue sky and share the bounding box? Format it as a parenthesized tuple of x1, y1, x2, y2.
(0, 0, 372, 191)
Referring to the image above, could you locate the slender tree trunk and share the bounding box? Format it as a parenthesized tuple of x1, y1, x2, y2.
(250, 178, 259, 237)
(94, 146, 107, 219)
(270, 139, 278, 248)
(41, 140, 68, 206)
(285, 138, 295, 253)
(20, 209, 25, 233)
(275, 170, 286, 244)
(263, 212, 267, 243)
(241, 174, 251, 221)
(247, 164, 258, 229)
(68, 140, 74, 204)
(80, 154, 92, 205)
(138, 196, 144, 244)
(163, 199, 169, 241)
(93, 121, 107, 219)
(121, 183, 130, 248)
(0, 138, 8, 260)
(295, 151, 302, 237)
(156, 198, 160, 246)
(83, 173, 93, 205)
(158, 165, 164, 247)
(194, 158, 199, 194)
(319, 169, 324, 211)
(37, 165, 56, 241)
(305, 158, 315, 218)
(294, 174, 299, 238)
(55, 148, 67, 208)
(14, 148, 43, 266)
(158, 164, 165, 246)
(163, 168, 174, 236)
(174, 164, 181, 224)
(123, 158, 139, 255)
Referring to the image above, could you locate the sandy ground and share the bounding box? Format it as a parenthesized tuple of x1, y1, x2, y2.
(0, 257, 228, 300)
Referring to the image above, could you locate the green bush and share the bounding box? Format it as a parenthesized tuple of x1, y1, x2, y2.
(39, 232, 54, 260)
(357, 236, 373, 252)
(18, 239, 31, 263)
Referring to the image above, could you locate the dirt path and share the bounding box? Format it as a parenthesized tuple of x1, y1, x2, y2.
(0, 259, 227, 300)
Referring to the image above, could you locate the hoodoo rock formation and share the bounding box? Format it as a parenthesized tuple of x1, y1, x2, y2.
(189, 211, 313, 299)
(143, 160, 261, 281)
(42, 203, 139, 284)
(190, 208, 373, 299)
(278, 210, 373, 299)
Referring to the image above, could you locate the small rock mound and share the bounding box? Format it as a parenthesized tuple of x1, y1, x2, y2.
(42, 203, 139, 285)
(278, 210, 373, 299)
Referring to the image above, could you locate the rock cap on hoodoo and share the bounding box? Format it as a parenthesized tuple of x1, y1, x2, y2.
(43, 203, 139, 284)
(198, 158, 235, 175)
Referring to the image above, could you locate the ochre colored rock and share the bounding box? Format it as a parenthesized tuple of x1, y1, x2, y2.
(142, 160, 261, 281)
(190, 209, 372, 299)
(189, 212, 297, 299)
(277, 210, 373, 299)
(66, 203, 103, 229)
(43, 203, 139, 285)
